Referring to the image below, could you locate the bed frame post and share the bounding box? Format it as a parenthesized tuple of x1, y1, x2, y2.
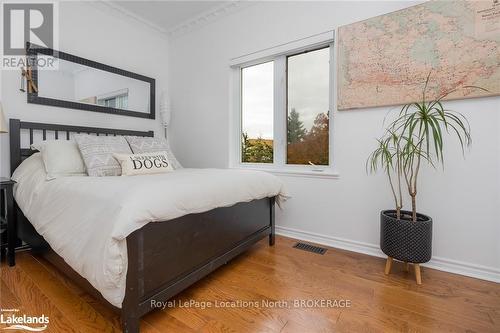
(269, 197, 275, 246)
(121, 231, 142, 333)
(9, 119, 21, 174)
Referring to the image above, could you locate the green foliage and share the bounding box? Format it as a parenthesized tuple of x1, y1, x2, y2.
(242, 110, 329, 166)
(241, 132, 273, 163)
(368, 73, 481, 222)
(287, 108, 307, 144)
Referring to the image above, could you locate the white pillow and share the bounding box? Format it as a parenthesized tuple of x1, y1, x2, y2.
(31, 140, 86, 180)
(113, 152, 174, 176)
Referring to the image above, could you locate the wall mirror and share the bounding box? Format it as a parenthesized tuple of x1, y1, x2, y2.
(26, 43, 155, 119)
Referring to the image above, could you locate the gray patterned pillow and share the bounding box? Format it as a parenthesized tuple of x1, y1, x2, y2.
(125, 136, 182, 169)
(74, 134, 132, 176)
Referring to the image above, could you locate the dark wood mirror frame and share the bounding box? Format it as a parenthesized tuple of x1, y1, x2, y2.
(26, 42, 155, 119)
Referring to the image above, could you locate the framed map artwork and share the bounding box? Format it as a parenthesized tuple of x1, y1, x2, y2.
(337, 0, 500, 110)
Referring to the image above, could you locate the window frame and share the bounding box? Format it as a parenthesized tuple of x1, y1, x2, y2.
(230, 36, 338, 179)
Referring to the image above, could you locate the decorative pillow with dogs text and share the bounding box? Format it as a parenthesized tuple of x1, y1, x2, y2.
(125, 136, 182, 169)
(113, 152, 174, 176)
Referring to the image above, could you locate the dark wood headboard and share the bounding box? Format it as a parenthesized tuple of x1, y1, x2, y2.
(9, 119, 154, 174)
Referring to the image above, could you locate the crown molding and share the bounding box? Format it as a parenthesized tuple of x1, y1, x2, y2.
(167, 1, 253, 38)
(87, 1, 253, 41)
(87, 1, 169, 39)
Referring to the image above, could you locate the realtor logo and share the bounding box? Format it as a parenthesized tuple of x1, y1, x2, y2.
(2, 2, 54, 55)
(0, 309, 49, 331)
(1, 1, 58, 69)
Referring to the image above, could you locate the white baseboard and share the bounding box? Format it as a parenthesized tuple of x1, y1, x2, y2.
(275, 225, 500, 283)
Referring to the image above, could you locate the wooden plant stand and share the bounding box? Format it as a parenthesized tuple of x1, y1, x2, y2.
(384, 257, 422, 285)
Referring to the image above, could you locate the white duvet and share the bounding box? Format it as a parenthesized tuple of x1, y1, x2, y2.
(12, 153, 286, 307)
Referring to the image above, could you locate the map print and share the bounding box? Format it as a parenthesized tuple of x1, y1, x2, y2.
(337, 0, 500, 110)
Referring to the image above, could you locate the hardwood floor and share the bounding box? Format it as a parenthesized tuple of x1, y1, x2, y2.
(1, 236, 499, 332)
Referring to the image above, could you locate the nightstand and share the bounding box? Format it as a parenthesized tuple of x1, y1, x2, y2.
(0, 177, 16, 266)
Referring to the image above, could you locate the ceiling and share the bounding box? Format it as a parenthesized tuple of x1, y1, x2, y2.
(110, 1, 226, 33)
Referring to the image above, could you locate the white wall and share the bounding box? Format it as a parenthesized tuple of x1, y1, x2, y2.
(169, 1, 500, 280)
(0, 1, 169, 176)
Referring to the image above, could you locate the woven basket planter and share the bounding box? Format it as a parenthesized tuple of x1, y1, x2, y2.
(380, 210, 432, 264)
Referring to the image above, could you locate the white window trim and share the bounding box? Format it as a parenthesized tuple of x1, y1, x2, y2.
(229, 31, 339, 179)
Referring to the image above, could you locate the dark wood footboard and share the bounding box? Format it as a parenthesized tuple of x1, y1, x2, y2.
(15, 196, 275, 333)
(121, 197, 275, 332)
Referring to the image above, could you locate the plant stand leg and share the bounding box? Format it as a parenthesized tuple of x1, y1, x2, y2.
(404, 262, 410, 272)
(414, 264, 422, 285)
(384, 257, 393, 275)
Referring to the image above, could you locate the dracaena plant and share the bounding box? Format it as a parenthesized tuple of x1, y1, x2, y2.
(368, 74, 483, 222)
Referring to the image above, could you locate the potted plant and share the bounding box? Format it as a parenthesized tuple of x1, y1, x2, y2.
(368, 75, 482, 284)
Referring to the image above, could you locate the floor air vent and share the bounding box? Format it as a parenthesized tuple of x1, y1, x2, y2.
(293, 242, 327, 255)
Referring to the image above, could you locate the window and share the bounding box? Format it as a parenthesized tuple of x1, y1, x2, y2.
(98, 93, 128, 109)
(241, 62, 274, 163)
(287, 48, 329, 165)
(235, 42, 333, 175)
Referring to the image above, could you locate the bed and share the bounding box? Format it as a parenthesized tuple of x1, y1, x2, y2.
(9, 119, 283, 333)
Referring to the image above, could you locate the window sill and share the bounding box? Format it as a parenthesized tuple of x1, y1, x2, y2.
(230, 166, 340, 179)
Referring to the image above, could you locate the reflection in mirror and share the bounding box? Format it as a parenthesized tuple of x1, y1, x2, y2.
(37, 57, 151, 114)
